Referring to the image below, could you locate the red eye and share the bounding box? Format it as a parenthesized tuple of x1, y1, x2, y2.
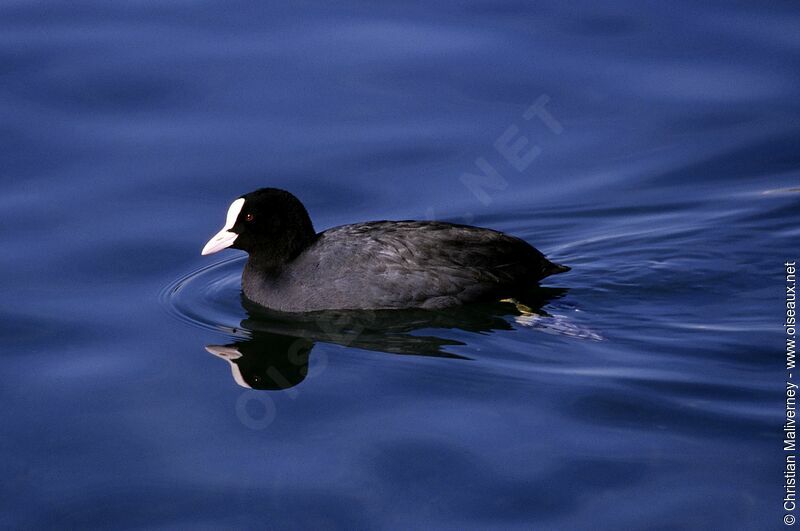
(245, 213, 254, 222)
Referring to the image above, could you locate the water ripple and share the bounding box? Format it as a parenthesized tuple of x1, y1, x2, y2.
(160, 255, 249, 338)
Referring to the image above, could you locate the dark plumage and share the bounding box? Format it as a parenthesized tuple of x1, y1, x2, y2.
(201, 188, 569, 312)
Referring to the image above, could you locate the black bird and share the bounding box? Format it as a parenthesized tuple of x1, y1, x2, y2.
(201, 188, 569, 312)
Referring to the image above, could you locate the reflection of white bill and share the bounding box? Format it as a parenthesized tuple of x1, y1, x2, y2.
(206, 344, 250, 388)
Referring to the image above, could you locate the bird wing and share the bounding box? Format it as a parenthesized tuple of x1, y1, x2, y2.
(295, 221, 546, 308)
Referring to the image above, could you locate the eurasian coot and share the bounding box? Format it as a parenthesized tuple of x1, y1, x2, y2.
(202, 188, 569, 312)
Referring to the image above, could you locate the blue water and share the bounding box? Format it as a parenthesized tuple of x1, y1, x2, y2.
(2, 1, 799, 529)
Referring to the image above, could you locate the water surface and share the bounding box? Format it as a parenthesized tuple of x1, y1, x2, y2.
(1, 1, 798, 529)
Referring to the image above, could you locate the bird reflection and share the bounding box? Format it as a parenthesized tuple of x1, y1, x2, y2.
(206, 336, 313, 390)
(206, 287, 567, 390)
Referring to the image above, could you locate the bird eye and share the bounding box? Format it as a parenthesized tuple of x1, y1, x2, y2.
(245, 213, 254, 222)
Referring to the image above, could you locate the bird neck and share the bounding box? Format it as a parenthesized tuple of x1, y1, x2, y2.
(245, 230, 318, 277)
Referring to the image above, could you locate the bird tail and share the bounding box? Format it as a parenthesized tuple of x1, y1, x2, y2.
(544, 261, 571, 276)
